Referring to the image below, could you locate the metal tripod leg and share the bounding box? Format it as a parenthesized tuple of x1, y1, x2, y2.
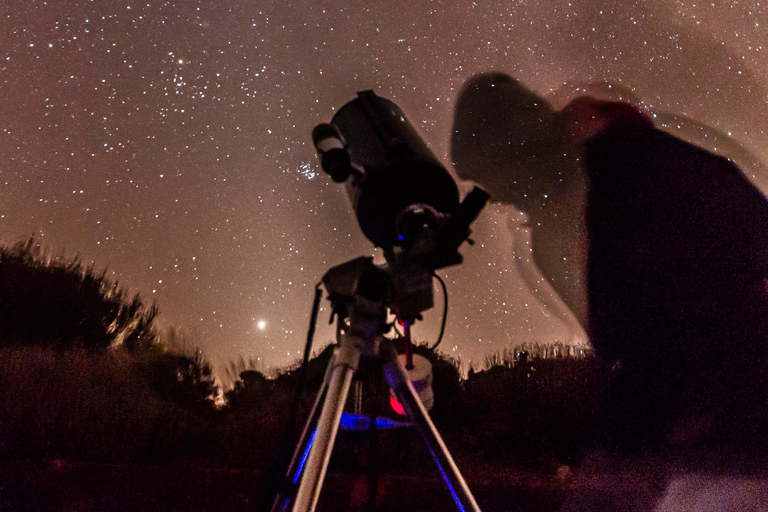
(271, 358, 333, 512)
(382, 340, 482, 512)
(291, 332, 361, 512)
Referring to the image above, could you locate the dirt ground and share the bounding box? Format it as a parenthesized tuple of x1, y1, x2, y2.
(0, 458, 651, 512)
(4, 455, 767, 511)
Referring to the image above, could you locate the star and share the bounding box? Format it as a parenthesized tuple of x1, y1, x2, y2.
(1, 0, 764, 381)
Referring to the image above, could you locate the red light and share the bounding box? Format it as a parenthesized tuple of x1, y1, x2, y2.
(389, 395, 406, 415)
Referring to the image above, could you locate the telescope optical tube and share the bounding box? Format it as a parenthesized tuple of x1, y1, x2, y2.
(327, 91, 460, 250)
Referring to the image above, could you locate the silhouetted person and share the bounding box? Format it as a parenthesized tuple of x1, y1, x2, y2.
(451, 73, 768, 456)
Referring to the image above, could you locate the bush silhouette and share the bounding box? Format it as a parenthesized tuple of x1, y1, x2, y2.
(0, 237, 157, 351)
(0, 346, 217, 463)
(0, 238, 218, 463)
(0, 235, 605, 473)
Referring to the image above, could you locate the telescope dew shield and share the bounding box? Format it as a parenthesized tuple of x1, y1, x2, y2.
(330, 90, 460, 249)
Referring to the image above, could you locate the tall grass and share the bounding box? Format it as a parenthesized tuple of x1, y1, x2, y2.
(452, 353, 601, 466)
(0, 341, 601, 470)
(0, 236, 603, 471)
(0, 237, 157, 351)
(0, 346, 213, 463)
(0, 237, 217, 464)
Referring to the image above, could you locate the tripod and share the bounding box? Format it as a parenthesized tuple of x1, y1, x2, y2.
(270, 258, 482, 512)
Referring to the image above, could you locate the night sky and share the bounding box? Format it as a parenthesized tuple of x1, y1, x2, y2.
(2, 1, 767, 378)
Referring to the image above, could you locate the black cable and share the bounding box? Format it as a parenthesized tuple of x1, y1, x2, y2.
(265, 282, 323, 512)
(287, 281, 323, 442)
(428, 272, 448, 350)
(299, 282, 324, 377)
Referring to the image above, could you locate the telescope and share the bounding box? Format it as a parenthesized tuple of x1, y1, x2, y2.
(272, 91, 488, 512)
(313, 90, 489, 272)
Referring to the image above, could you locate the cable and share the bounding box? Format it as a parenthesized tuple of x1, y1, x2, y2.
(265, 282, 323, 512)
(287, 282, 324, 436)
(428, 272, 448, 351)
(300, 282, 324, 376)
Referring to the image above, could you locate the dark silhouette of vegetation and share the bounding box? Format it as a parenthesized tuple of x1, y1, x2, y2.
(0, 346, 215, 463)
(0, 238, 217, 464)
(214, 341, 598, 476)
(0, 236, 606, 512)
(451, 350, 600, 467)
(0, 237, 157, 351)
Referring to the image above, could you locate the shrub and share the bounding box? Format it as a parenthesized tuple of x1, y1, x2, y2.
(0, 237, 156, 351)
(0, 346, 215, 463)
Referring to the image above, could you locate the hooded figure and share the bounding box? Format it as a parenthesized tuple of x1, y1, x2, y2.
(452, 73, 768, 453)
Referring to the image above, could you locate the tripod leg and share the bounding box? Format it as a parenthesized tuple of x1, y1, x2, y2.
(368, 413, 379, 512)
(382, 341, 482, 512)
(293, 334, 361, 512)
(271, 358, 334, 512)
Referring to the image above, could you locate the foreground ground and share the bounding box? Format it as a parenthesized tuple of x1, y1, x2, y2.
(6, 452, 768, 511)
(0, 457, 664, 512)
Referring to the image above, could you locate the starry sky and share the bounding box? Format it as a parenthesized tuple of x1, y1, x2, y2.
(2, 0, 767, 378)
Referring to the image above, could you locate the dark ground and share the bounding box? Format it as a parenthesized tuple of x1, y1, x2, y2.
(0, 458, 664, 512)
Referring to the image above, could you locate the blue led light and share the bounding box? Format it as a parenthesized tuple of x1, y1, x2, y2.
(432, 454, 466, 512)
(339, 412, 410, 430)
(293, 428, 318, 485)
